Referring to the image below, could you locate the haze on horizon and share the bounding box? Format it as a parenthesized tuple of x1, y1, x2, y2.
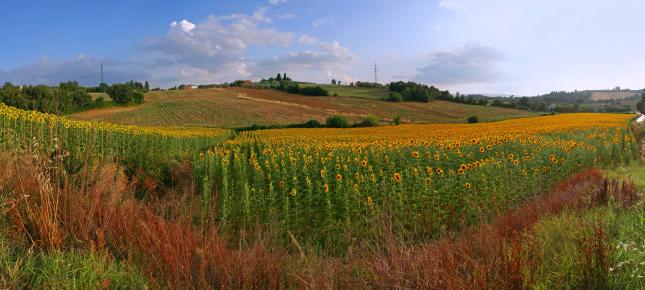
(1, 0, 644, 96)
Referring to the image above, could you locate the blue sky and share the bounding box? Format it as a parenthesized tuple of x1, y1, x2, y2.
(1, 0, 644, 95)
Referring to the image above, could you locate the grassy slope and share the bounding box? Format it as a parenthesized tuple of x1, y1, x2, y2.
(301, 83, 390, 100)
(71, 87, 537, 127)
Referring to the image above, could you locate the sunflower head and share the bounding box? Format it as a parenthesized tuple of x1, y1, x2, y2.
(393, 172, 402, 182)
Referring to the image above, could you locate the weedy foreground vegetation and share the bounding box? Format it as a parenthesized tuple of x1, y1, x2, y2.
(0, 106, 643, 289)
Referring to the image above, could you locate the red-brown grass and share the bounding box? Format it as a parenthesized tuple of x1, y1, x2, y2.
(1, 152, 290, 289)
(348, 169, 637, 289)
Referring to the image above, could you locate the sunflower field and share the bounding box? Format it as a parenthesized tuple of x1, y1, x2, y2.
(194, 113, 637, 248)
(0, 103, 231, 171)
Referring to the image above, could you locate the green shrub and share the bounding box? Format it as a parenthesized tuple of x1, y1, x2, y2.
(393, 115, 401, 125)
(133, 91, 145, 104)
(285, 82, 301, 94)
(387, 92, 403, 102)
(467, 116, 479, 123)
(300, 86, 329, 96)
(107, 84, 135, 104)
(325, 115, 349, 128)
(357, 115, 379, 127)
(302, 119, 323, 128)
(93, 96, 109, 108)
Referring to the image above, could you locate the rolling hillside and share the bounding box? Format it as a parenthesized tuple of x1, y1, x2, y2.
(71, 87, 538, 127)
(590, 90, 640, 101)
(301, 83, 390, 100)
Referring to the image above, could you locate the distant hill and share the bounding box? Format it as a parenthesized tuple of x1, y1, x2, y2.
(483, 89, 641, 113)
(588, 90, 641, 101)
(70, 86, 537, 127)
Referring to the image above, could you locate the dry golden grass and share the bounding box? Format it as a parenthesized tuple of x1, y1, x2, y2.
(71, 87, 537, 127)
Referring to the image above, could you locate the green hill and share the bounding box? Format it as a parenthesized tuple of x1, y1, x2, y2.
(71, 87, 538, 128)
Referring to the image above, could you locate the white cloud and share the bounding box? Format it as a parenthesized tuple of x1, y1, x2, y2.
(246, 39, 356, 82)
(139, 9, 356, 85)
(170, 19, 196, 35)
(298, 34, 319, 45)
(1, 8, 357, 88)
(144, 8, 294, 69)
(312, 18, 335, 28)
(416, 44, 503, 85)
(437, 0, 458, 10)
(268, 0, 287, 5)
(0, 55, 148, 86)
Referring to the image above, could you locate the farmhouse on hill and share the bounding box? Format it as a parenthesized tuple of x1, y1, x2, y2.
(179, 84, 198, 90)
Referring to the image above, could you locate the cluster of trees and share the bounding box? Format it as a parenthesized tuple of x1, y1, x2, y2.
(386, 81, 494, 106)
(490, 97, 548, 111)
(262, 73, 292, 82)
(241, 74, 330, 97)
(269, 82, 329, 96)
(92, 81, 149, 94)
(94, 81, 148, 105)
(354, 81, 384, 88)
(0, 81, 94, 114)
(107, 83, 145, 104)
(387, 81, 444, 103)
(0, 80, 149, 115)
(438, 92, 488, 106)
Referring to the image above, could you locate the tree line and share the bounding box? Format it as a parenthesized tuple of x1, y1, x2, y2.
(489, 91, 634, 113)
(0, 80, 149, 115)
(387, 81, 451, 103)
(385, 81, 634, 113)
(232, 73, 330, 96)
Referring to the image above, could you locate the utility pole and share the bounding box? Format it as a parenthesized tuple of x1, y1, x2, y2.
(374, 63, 378, 84)
(100, 62, 105, 84)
